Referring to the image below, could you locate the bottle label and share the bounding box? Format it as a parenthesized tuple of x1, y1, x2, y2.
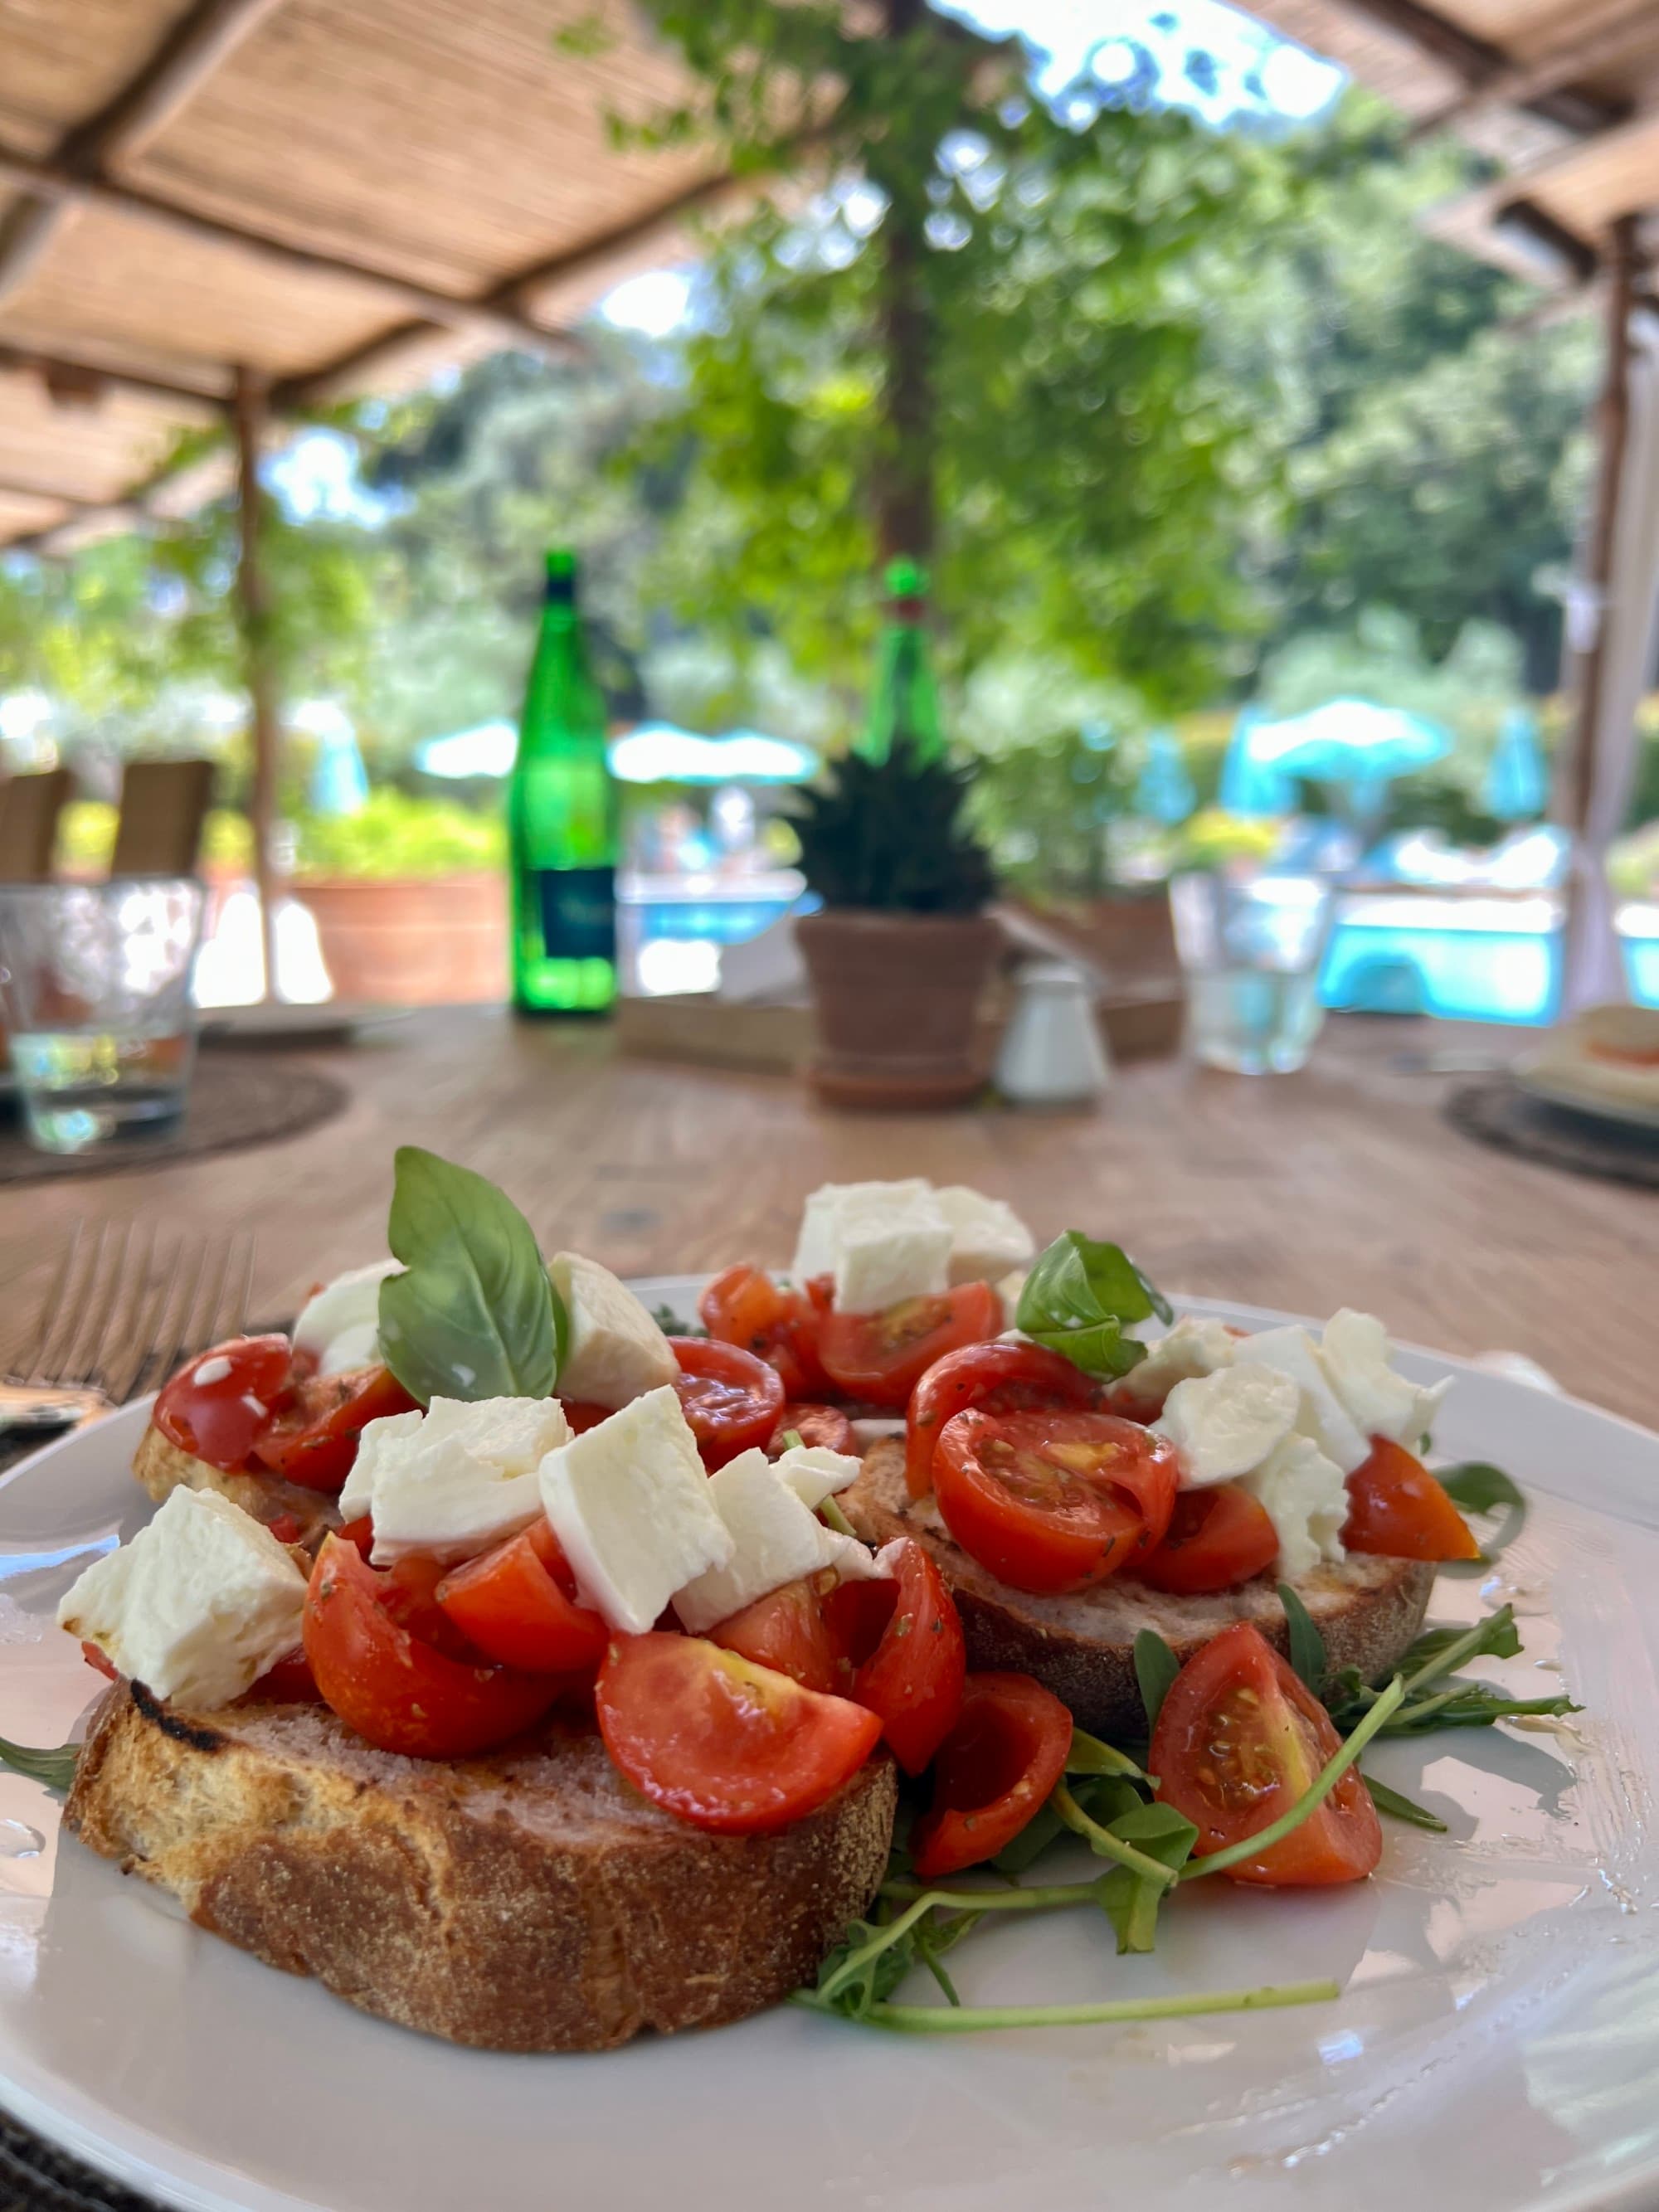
(535, 867, 616, 962)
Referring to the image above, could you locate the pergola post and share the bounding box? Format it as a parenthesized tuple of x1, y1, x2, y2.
(232, 363, 280, 1004)
(871, 0, 937, 568)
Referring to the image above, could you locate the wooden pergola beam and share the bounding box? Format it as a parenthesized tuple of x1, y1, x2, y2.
(0, 337, 228, 410)
(1413, 2, 1659, 140)
(1340, 0, 1627, 134)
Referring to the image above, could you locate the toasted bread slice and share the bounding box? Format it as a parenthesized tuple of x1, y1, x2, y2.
(844, 1437, 1433, 1738)
(133, 1424, 340, 1548)
(66, 1681, 896, 2052)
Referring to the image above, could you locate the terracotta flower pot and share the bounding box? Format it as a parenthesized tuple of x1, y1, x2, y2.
(294, 874, 508, 1005)
(795, 908, 1005, 1110)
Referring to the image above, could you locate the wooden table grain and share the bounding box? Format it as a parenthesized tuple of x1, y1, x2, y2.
(2, 1009, 1654, 1428)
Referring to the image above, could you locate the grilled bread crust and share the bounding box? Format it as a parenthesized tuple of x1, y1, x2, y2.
(133, 1424, 340, 1548)
(66, 1683, 897, 2052)
(844, 1437, 1434, 1737)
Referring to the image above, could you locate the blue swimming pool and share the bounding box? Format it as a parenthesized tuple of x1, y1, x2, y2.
(1322, 897, 1659, 1023)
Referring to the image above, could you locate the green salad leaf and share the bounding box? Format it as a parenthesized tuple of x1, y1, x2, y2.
(1278, 1583, 1329, 1697)
(1014, 1232, 1171, 1380)
(0, 1734, 77, 1791)
(1360, 1773, 1447, 1832)
(1134, 1628, 1180, 1731)
(377, 1147, 563, 1407)
(1438, 1461, 1528, 1566)
(1096, 1802, 1199, 1953)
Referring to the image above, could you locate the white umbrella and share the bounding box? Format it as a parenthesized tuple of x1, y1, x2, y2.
(416, 720, 818, 786)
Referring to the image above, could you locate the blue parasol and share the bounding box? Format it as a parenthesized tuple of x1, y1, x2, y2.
(1219, 704, 1297, 816)
(1248, 698, 1451, 793)
(1481, 706, 1547, 822)
(1134, 727, 1196, 824)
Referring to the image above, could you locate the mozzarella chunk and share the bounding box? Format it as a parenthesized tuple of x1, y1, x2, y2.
(772, 1443, 864, 1510)
(932, 1186, 1036, 1286)
(833, 1204, 952, 1314)
(547, 1252, 678, 1411)
(1155, 1364, 1301, 1488)
(361, 1396, 572, 1565)
(793, 1180, 932, 1280)
(539, 1386, 732, 1635)
(293, 1258, 402, 1378)
(1232, 1325, 1370, 1475)
(58, 1488, 307, 1709)
(674, 1448, 883, 1634)
(1320, 1309, 1449, 1451)
(1115, 1315, 1237, 1404)
(1240, 1433, 1350, 1580)
(337, 1407, 422, 1521)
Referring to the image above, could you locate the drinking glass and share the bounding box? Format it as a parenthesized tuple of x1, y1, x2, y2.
(0, 879, 205, 1153)
(1170, 870, 1335, 1075)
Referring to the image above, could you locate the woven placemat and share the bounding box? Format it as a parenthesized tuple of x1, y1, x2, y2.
(0, 1053, 348, 1184)
(0, 2101, 169, 2212)
(1447, 1074, 1659, 1192)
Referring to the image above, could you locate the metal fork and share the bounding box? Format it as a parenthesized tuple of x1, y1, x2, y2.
(0, 1223, 256, 1436)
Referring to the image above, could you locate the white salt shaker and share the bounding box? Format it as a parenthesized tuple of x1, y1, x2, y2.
(995, 959, 1111, 1106)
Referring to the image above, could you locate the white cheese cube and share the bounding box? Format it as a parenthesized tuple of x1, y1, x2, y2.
(792, 1180, 932, 1280)
(1155, 1364, 1300, 1488)
(932, 1186, 1035, 1286)
(833, 1208, 951, 1313)
(772, 1443, 864, 1510)
(59, 1488, 307, 1710)
(1112, 1315, 1237, 1405)
(548, 1252, 679, 1410)
(1319, 1309, 1449, 1451)
(337, 1407, 422, 1521)
(367, 1396, 572, 1566)
(674, 1448, 881, 1634)
(1232, 1325, 1370, 1475)
(294, 1258, 402, 1377)
(1240, 1432, 1350, 1581)
(539, 1386, 732, 1635)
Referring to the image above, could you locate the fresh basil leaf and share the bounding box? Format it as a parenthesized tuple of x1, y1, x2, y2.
(1438, 1461, 1527, 1566)
(0, 1734, 77, 1791)
(377, 1147, 558, 1406)
(1014, 1232, 1170, 1379)
(1134, 1628, 1180, 1732)
(1360, 1772, 1447, 1831)
(1097, 1802, 1198, 1953)
(1278, 1583, 1328, 1697)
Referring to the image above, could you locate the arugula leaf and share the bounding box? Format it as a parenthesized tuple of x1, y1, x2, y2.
(1438, 1461, 1527, 1565)
(1134, 1628, 1180, 1731)
(1097, 1802, 1199, 1952)
(0, 1734, 77, 1791)
(1325, 1607, 1575, 1738)
(1065, 1726, 1146, 1781)
(991, 1771, 1140, 1875)
(1014, 1232, 1171, 1380)
(811, 1913, 920, 2019)
(377, 1148, 561, 1407)
(1278, 1583, 1328, 1697)
(1360, 1772, 1447, 1831)
(650, 1303, 700, 1336)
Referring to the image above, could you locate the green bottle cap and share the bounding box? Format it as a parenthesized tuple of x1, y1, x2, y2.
(544, 547, 577, 604)
(884, 557, 928, 600)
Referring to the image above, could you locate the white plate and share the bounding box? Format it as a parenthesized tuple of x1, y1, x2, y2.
(1512, 1061, 1659, 1135)
(0, 1281, 1657, 2212)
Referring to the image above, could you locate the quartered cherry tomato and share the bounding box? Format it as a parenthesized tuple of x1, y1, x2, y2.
(247, 1647, 323, 1703)
(1151, 1621, 1382, 1887)
(904, 1339, 1099, 1499)
(336, 1515, 376, 1559)
(707, 1572, 844, 1696)
(558, 1399, 612, 1436)
(766, 1403, 855, 1458)
(817, 1282, 1002, 1411)
(910, 1671, 1073, 1879)
(81, 1641, 118, 1681)
(699, 1266, 830, 1399)
(933, 1408, 1179, 1595)
(1135, 1482, 1280, 1594)
(1343, 1437, 1481, 1561)
(848, 1539, 965, 1774)
(153, 1335, 294, 1471)
(436, 1519, 608, 1675)
(668, 1338, 785, 1469)
(303, 1536, 558, 1760)
(251, 1364, 419, 1495)
(596, 1632, 882, 1836)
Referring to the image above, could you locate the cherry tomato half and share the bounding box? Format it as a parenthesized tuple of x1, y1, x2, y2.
(251, 1364, 419, 1495)
(850, 1539, 965, 1775)
(910, 1671, 1073, 1879)
(668, 1338, 785, 1469)
(596, 1632, 882, 1836)
(699, 1266, 830, 1399)
(1134, 1483, 1280, 1595)
(436, 1519, 608, 1675)
(905, 1339, 1099, 1499)
(559, 1399, 613, 1436)
(153, 1335, 294, 1471)
(1151, 1621, 1382, 1887)
(766, 1403, 855, 1459)
(708, 1572, 844, 1696)
(934, 1408, 1179, 1595)
(303, 1536, 558, 1761)
(818, 1283, 1002, 1411)
(246, 1647, 323, 1704)
(1343, 1437, 1481, 1561)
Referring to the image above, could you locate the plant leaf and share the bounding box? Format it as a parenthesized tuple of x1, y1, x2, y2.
(1065, 1725, 1146, 1780)
(1097, 1801, 1199, 1952)
(1438, 1461, 1527, 1564)
(1360, 1772, 1447, 1830)
(1015, 1232, 1170, 1379)
(377, 1147, 558, 1407)
(1278, 1582, 1328, 1696)
(1134, 1628, 1180, 1732)
(0, 1734, 77, 1791)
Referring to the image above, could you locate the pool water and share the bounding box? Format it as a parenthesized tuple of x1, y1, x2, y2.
(1322, 897, 1659, 1023)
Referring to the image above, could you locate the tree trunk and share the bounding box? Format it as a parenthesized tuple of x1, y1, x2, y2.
(872, 0, 935, 568)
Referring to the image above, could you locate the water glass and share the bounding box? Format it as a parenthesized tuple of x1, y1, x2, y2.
(0, 879, 205, 1153)
(1170, 871, 1335, 1075)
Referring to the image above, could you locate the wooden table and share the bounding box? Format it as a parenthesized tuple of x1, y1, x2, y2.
(2, 1009, 1654, 1428)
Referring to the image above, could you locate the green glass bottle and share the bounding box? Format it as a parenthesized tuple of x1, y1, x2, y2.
(855, 557, 946, 766)
(508, 549, 619, 1015)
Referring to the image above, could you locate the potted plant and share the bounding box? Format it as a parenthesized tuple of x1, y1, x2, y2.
(290, 791, 508, 1005)
(792, 750, 1000, 1109)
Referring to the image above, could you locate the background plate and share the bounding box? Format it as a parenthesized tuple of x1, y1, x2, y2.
(0, 1283, 1655, 2212)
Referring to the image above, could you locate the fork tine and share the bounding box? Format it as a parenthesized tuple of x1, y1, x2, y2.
(99, 1223, 163, 1403)
(66, 1220, 138, 1390)
(224, 1230, 256, 1339)
(144, 1233, 209, 1395)
(24, 1222, 90, 1384)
